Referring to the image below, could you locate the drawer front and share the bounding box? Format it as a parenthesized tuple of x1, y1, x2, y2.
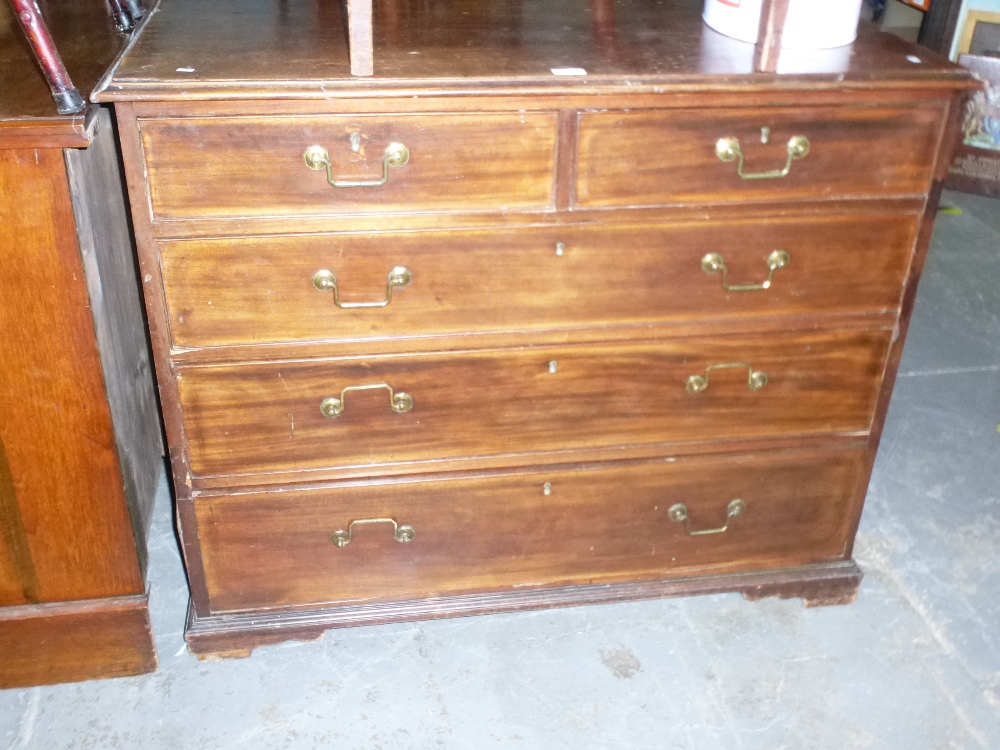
(139, 113, 558, 220)
(576, 106, 944, 208)
(178, 331, 889, 479)
(160, 214, 917, 348)
(196, 448, 864, 612)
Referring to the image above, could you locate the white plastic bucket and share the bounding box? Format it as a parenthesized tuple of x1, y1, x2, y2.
(703, 0, 864, 50)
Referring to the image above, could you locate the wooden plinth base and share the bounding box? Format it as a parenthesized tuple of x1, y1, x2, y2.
(186, 560, 862, 659)
(0, 594, 157, 688)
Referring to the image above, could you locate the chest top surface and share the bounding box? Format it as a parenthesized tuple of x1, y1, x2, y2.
(95, 0, 976, 102)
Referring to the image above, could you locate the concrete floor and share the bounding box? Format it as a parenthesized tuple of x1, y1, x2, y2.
(2, 191, 998, 749)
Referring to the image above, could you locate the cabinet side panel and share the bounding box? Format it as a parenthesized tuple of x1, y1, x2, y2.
(0, 147, 143, 601)
(64, 107, 165, 573)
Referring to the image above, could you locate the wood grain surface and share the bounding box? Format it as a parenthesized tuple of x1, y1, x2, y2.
(158, 213, 917, 350)
(195, 448, 865, 612)
(98, 0, 977, 649)
(177, 331, 889, 481)
(576, 105, 946, 207)
(0, 595, 156, 688)
(138, 113, 558, 219)
(0, 147, 144, 602)
(94, 0, 977, 101)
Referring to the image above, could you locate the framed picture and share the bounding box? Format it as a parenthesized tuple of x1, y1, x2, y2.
(956, 10, 1000, 55)
(946, 54, 1000, 196)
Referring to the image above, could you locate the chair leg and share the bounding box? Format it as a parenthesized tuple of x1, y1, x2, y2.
(7, 0, 85, 114)
(107, 0, 135, 33)
(123, 0, 145, 20)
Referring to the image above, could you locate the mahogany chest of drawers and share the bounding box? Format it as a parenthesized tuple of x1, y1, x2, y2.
(96, 0, 977, 657)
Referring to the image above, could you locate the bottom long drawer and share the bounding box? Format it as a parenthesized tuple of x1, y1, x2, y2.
(195, 448, 866, 613)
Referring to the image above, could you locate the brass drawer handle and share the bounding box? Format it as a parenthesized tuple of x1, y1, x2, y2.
(303, 142, 410, 188)
(669, 499, 746, 536)
(331, 517, 416, 548)
(312, 266, 412, 308)
(320, 383, 413, 418)
(715, 135, 810, 180)
(685, 362, 768, 394)
(701, 250, 789, 291)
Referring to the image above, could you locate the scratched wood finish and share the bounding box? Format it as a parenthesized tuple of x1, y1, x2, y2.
(196, 448, 866, 612)
(576, 105, 946, 207)
(138, 113, 559, 220)
(0, 595, 156, 688)
(94, 0, 977, 101)
(159, 213, 918, 349)
(177, 331, 889, 481)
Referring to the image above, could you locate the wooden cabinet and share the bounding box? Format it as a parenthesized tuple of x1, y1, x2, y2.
(0, 2, 161, 687)
(95, 0, 977, 658)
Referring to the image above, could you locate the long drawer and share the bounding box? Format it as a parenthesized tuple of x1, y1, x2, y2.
(160, 214, 917, 348)
(138, 113, 559, 220)
(177, 331, 890, 480)
(576, 105, 944, 207)
(195, 448, 865, 612)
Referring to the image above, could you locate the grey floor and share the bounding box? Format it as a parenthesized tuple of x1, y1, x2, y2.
(3, 191, 999, 749)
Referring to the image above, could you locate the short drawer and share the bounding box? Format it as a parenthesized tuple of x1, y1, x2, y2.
(177, 331, 889, 480)
(138, 113, 558, 220)
(576, 105, 944, 208)
(195, 448, 865, 612)
(160, 213, 917, 348)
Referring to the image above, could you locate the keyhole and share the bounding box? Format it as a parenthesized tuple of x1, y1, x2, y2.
(548, 360, 558, 374)
(350, 132, 362, 152)
(760, 126, 771, 145)
(543, 482, 552, 496)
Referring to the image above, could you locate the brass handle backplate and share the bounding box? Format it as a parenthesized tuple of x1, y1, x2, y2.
(331, 517, 415, 548)
(715, 135, 810, 180)
(669, 499, 746, 536)
(303, 142, 410, 188)
(686, 363, 768, 394)
(701, 250, 789, 291)
(312, 266, 412, 308)
(320, 383, 413, 418)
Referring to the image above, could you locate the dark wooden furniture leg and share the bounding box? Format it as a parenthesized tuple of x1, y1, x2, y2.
(754, 0, 791, 73)
(6, 0, 85, 113)
(346, 0, 374, 76)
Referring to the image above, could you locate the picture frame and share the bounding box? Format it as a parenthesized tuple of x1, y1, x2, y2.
(956, 10, 1000, 56)
(947, 54, 1000, 195)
